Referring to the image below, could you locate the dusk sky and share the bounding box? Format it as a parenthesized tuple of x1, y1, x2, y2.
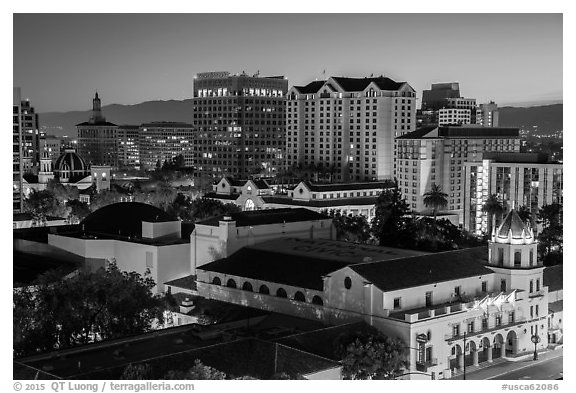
(13, 13, 562, 113)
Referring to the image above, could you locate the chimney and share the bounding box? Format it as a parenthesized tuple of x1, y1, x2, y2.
(179, 298, 195, 314)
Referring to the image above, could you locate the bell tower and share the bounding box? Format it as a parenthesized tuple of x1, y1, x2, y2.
(38, 149, 54, 184)
(89, 91, 106, 124)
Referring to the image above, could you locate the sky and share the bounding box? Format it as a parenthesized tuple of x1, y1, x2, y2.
(13, 13, 563, 113)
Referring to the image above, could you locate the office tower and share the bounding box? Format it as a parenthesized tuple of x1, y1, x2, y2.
(40, 134, 63, 163)
(138, 122, 195, 170)
(76, 92, 119, 167)
(19, 99, 41, 174)
(13, 88, 23, 213)
(192, 71, 288, 179)
(476, 101, 500, 127)
(421, 82, 461, 111)
(286, 76, 416, 182)
(395, 126, 520, 223)
(464, 153, 563, 234)
(117, 125, 141, 169)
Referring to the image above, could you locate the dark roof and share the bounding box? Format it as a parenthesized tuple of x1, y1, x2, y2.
(117, 124, 140, 130)
(22, 173, 38, 183)
(164, 275, 197, 291)
(293, 80, 326, 94)
(548, 300, 563, 313)
(54, 150, 89, 173)
(262, 196, 378, 208)
(14, 213, 34, 221)
(204, 192, 240, 201)
(483, 152, 555, 164)
(80, 202, 175, 238)
(276, 322, 373, 361)
(199, 238, 425, 290)
(332, 76, 405, 92)
(252, 179, 270, 189)
(223, 176, 246, 187)
(396, 126, 519, 140)
(196, 208, 329, 227)
(199, 247, 350, 290)
(544, 265, 563, 292)
(302, 181, 391, 192)
(350, 247, 493, 292)
(497, 210, 531, 239)
(76, 121, 117, 127)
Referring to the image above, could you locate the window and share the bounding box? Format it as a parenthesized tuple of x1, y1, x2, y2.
(530, 249, 534, 266)
(481, 281, 488, 292)
(425, 291, 433, 307)
(393, 297, 401, 309)
(212, 277, 221, 285)
(509, 311, 515, 323)
(294, 291, 306, 302)
(452, 324, 460, 337)
(536, 279, 540, 291)
(530, 280, 534, 293)
(500, 279, 507, 292)
(530, 306, 534, 318)
(226, 279, 237, 288)
(145, 252, 154, 268)
(276, 288, 288, 298)
(242, 282, 253, 291)
(344, 277, 352, 289)
(497, 248, 504, 265)
(535, 304, 539, 317)
(482, 318, 488, 330)
(514, 251, 522, 267)
(454, 286, 461, 297)
(312, 296, 323, 306)
(467, 321, 474, 333)
(495, 315, 502, 326)
(259, 284, 270, 294)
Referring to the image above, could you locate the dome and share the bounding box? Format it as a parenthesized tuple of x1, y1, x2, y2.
(80, 202, 175, 238)
(54, 149, 89, 173)
(494, 210, 534, 244)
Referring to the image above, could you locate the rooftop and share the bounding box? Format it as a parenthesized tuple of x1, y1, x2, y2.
(396, 125, 519, 140)
(262, 196, 378, 208)
(196, 208, 330, 227)
(164, 275, 197, 291)
(140, 122, 194, 128)
(483, 152, 558, 164)
(496, 210, 533, 240)
(76, 121, 117, 127)
(301, 180, 392, 192)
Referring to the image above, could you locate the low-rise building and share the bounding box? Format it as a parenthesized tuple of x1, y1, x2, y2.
(196, 210, 552, 379)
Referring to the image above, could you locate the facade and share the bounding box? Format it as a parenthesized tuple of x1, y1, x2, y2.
(47, 203, 190, 294)
(190, 208, 334, 273)
(138, 122, 195, 169)
(476, 102, 500, 127)
(196, 210, 551, 380)
(192, 71, 288, 179)
(117, 125, 140, 169)
(76, 93, 119, 167)
(395, 126, 520, 222)
(464, 153, 563, 234)
(40, 134, 63, 163)
(13, 88, 24, 212)
(19, 99, 41, 174)
(286, 76, 417, 182)
(421, 82, 461, 111)
(438, 108, 472, 126)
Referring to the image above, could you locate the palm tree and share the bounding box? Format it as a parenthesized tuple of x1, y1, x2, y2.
(482, 194, 504, 235)
(422, 184, 448, 220)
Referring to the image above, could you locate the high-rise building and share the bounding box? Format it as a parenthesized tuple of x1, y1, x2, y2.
(19, 99, 41, 175)
(286, 76, 417, 182)
(13, 88, 23, 213)
(138, 122, 195, 170)
(395, 126, 520, 222)
(192, 71, 288, 179)
(421, 82, 461, 111)
(76, 93, 119, 167)
(117, 125, 141, 169)
(40, 134, 63, 163)
(476, 101, 500, 127)
(464, 153, 562, 234)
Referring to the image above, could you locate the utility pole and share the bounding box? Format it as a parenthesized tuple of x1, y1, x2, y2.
(463, 331, 467, 380)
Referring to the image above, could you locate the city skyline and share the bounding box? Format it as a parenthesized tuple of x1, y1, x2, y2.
(14, 13, 562, 112)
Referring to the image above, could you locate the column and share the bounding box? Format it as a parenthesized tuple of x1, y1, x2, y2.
(487, 346, 493, 363)
(472, 350, 479, 366)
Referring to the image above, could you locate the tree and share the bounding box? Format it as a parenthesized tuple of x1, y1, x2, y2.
(371, 179, 411, 247)
(89, 189, 124, 212)
(482, 194, 504, 236)
(66, 199, 91, 223)
(423, 184, 448, 220)
(537, 203, 563, 265)
(23, 189, 70, 221)
(334, 329, 407, 380)
(190, 197, 240, 222)
(538, 203, 562, 228)
(13, 263, 164, 357)
(517, 205, 533, 226)
(164, 359, 226, 380)
(322, 209, 371, 244)
(120, 363, 154, 380)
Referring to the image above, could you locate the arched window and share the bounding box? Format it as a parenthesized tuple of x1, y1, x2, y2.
(514, 251, 522, 267)
(344, 277, 352, 290)
(226, 279, 237, 288)
(530, 249, 534, 266)
(312, 296, 324, 306)
(276, 288, 287, 298)
(259, 285, 270, 295)
(244, 199, 255, 211)
(212, 277, 221, 285)
(242, 282, 253, 291)
(294, 291, 306, 302)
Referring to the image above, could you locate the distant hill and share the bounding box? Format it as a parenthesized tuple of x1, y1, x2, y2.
(39, 100, 563, 137)
(39, 100, 195, 136)
(499, 104, 562, 133)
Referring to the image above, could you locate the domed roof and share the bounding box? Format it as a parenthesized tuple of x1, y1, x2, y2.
(54, 149, 89, 173)
(495, 210, 534, 243)
(80, 202, 174, 238)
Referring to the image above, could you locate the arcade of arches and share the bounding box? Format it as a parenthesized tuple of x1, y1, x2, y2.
(448, 331, 518, 372)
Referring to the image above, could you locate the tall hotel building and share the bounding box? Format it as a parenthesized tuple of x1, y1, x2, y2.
(139, 122, 195, 170)
(286, 76, 416, 182)
(76, 93, 119, 167)
(13, 88, 24, 212)
(464, 153, 563, 234)
(395, 126, 520, 222)
(192, 71, 288, 179)
(117, 125, 141, 169)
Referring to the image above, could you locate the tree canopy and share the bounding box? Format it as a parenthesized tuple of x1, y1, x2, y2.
(322, 209, 371, 243)
(423, 184, 448, 220)
(164, 359, 226, 380)
(371, 179, 411, 247)
(482, 194, 505, 235)
(13, 263, 164, 357)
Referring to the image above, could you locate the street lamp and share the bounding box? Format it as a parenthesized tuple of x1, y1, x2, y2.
(463, 332, 467, 380)
(531, 334, 541, 360)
